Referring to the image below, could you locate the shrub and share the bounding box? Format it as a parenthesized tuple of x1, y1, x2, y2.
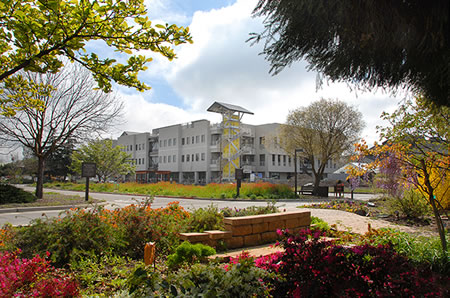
(310, 216, 331, 232)
(166, 241, 216, 270)
(0, 250, 79, 297)
(0, 184, 37, 204)
(185, 204, 224, 232)
(387, 188, 432, 219)
(70, 252, 137, 296)
(13, 207, 124, 267)
(256, 229, 447, 297)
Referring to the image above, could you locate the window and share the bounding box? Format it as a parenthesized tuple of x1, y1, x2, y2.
(173, 155, 176, 162)
(181, 155, 185, 162)
(192, 154, 194, 162)
(195, 153, 199, 161)
(196, 135, 199, 143)
(288, 156, 291, 167)
(159, 140, 162, 147)
(187, 137, 190, 144)
(173, 138, 176, 146)
(186, 155, 190, 162)
(272, 154, 275, 166)
(164, 140, 167, 147)
(164, 156, 167, 163)
(182, 138, 185, 145)
(201, 135, 205, 143)
(136, 144, 138, 150)
(278, 155, 281, 166)
(168, 155, 171, 163)
(192, 136, 194, 144)
(260, 154, 265, 166)
(283, 155, 286, 166)
(159, 156, 162, 163)
(168, 139, 172, 146)
(201, 153, 205, 161)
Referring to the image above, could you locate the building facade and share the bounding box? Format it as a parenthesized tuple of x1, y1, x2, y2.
(115, 102, 342, 184)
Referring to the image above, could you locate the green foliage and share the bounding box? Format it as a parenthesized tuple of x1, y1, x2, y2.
(387, 189, 432, 219)
(13, 208, 124, 267)
(359, 228, 449, 274)
(252, 1, 449, 107)
(166, 241, 216, 270)
(71, 139, 135, 182)
(185, 204, 224, 232)
(0, 184, 37, 204)
(70, 252, 137, 296)
(310, 216, 330, 232)
(0, 0, 193, 115)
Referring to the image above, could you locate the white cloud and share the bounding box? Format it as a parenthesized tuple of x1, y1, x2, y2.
(116, 0, 408, 145)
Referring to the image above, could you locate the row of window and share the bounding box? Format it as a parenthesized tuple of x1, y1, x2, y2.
(181, 135, 205, 145)
(160, 138, 177, 148)
(124, 143, 145, 152)
(129, 158, 145, 165)
(181, 152, 206, 162)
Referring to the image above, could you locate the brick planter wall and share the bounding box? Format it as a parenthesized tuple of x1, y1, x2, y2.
(179, 210, 311, 249)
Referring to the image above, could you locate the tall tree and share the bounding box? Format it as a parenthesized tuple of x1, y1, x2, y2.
(71, 139, 134, 183)
(280, 98, 364, 194)
(348, 97, 449, 255)
(0, 63, 122, 198)
(0, 0, 192, 115)
(251, 0, 449, 107)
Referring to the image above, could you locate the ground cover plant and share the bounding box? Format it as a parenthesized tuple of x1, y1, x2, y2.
(299, 199, 371, 216)
(253, 229, 448, 297)
(44, 181, 296, 199)
(0, 190, 101, 208)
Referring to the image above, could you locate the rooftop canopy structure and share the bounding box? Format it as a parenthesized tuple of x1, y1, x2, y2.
(207, 101, 254, 115)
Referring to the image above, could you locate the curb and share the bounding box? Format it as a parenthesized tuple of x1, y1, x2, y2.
(0, 202, 107, 214)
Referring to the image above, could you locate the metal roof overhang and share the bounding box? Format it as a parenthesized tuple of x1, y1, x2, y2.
(207, 101, 254, 115)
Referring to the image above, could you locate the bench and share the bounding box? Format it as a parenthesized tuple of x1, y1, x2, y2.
(300, 185, 314, 195)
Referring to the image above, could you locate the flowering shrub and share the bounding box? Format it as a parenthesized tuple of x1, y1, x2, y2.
(301, 199, 370, 216)
(255, 229, 448, 297)
(220, 201, 279, 217)
(10, 199, 190, 266)
(0, 250, 79, 297)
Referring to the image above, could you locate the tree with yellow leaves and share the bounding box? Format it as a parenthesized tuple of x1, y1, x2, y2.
(348, 97, 449, 255)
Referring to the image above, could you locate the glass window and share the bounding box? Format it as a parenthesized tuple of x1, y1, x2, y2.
(173, 155, 176, 162)
(196, 135, 199, 143)
(192, 136, 195, 144)
(201, 153, 205, 161)
(164, 140, 167, 147)
(186, 154, 190, 162)
(187, 137, 190, 144)
(272, 154, 275, 166)
(164, 156, 167, 163)
(283, 155, 286, 166)
(168, 139, 172, 146)
(260, 154, 265, 166)
(192, 154, 194, 161)
(173, 138, 176, 146)
(182, 138, 185, 145)
(181, 155, 184, 162)
(278, 155, 281, 166)
(195, 153, 199, 161)
(168, 155, 171, 163)
(201, 135, 205, 143)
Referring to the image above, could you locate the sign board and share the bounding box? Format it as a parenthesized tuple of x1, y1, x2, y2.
(81, 162, 96, 177)
(235, 168, 243, 180)
(250, 173, 255, 182)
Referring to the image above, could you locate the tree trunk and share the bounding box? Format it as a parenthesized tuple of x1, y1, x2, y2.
(313, 172, 321, 195)
(35, 156, 45, 199)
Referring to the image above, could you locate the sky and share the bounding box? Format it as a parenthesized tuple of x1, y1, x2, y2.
(0, 0, 408, 163)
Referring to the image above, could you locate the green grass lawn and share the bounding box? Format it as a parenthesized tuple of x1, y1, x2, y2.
(0, 192, 102, 208)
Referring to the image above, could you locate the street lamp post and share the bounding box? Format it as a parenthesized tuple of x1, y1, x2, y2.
(294, 149, 302, 198)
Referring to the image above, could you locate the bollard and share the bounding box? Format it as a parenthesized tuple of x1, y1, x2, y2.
(144, 242, 155, 266)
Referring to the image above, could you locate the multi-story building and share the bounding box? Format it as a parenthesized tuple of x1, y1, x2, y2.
(115, 102, 341, 184)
